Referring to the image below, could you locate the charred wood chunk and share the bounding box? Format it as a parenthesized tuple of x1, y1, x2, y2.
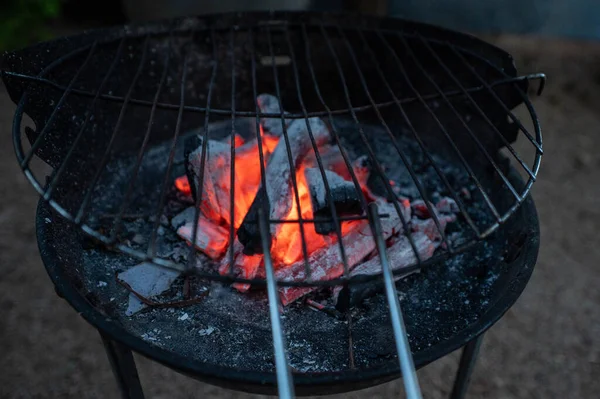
(236, 186, 269, 255)
(305, 168, 361, 235)
(184, 135, 230, 223)
(257, 93, 291, 137)
(237, 117, 330, 255)
(334, 232, 434, 311)
(302, 144, 351, 180)
(218, 239, 263, 292)
(276, 200, 407, 306)
(185, 134, 270, 227)
(410, 214, 456, 242)
(176, 216, 229, 260)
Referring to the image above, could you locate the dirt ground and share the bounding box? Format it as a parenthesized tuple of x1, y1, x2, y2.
(0, 35, 599, 398)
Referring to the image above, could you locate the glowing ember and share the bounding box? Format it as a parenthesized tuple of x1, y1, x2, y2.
(174, 176, 191, 195)
(170, 94, 457, 305)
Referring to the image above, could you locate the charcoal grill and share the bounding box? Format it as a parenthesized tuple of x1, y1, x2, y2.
(2, 12, 544, 398)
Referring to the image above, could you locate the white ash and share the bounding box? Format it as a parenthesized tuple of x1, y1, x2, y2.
(178, 313, 190, 321)
(198, 326, 216, 336)
(257, 93, 292, 136)
(117, 262, 181, 315)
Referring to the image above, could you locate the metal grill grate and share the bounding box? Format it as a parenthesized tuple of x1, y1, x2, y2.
(2, 13, 544, 398)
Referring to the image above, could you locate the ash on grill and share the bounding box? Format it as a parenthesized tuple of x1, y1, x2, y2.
(115, 94, 463, 313)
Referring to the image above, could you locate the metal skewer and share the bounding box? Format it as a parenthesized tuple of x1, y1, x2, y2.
(368, 202, 423, 399)
(258, 208, 295, 399)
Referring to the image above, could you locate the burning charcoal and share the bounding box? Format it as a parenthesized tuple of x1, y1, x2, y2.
(171, 207, 195, 229)
(232, 255, 263, 292)
(302, 144, 350, 180)
(257, 93, 291, 137)
(436, 197, 460, 214)
(238, 117, 331, 255)
(117, 262, 180, 316)
(334, 232, 435, 310)
(352, 155, 371, 187)
(411, 199, 435, 219)
(411, 214, 456, 242)
(305, 168, 361, 235)
(184, 135, 230, 223)
(276, 200, 409, 306)
(185, 134, 274, 228)
(218, 240, 263, 292)
(177, 217, 229, 260)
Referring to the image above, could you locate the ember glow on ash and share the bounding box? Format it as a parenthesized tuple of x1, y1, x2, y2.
(174, 176, 191, 195)
(176, 125, 353, 264)
(173, 94, 458, 305)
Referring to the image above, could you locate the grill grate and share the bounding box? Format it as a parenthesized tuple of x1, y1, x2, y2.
(4, 17, 543, 287)
(3, 13, 544, 398)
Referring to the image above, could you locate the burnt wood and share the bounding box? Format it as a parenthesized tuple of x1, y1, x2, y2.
(237, 117, 330, 255)
(305, 168, 362, 235)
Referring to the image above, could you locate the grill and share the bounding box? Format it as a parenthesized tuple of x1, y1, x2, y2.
(2, 12, 544, 398)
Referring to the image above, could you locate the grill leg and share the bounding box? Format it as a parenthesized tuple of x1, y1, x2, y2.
(449, 333, 484, 399)
(101, 333, 145, 399)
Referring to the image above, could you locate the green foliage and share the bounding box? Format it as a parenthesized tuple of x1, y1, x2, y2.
(0, 0, 62, 51)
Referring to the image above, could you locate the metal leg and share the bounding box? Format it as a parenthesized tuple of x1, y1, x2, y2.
(450, 333, 484, 399)
(101, 333, 145, 399)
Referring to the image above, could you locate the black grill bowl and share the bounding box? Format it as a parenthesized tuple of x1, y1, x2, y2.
(36, 165, 539, 396)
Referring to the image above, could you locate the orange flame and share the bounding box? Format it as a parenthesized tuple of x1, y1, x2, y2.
(174, 176, 191, 195)
(174, 124, 358, 268)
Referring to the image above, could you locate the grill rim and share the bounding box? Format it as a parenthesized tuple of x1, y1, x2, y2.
(35, 166, 540, 396)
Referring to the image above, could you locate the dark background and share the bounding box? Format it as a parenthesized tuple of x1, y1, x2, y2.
(0, 1, 599, 398)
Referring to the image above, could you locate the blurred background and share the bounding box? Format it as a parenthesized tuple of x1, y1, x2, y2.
(0, 1, 599, 398)
(1, 0, 599, 52)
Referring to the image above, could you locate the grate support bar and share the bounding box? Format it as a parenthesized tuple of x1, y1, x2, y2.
(258, 208, 295, 399)
(368, 203, 422, 399)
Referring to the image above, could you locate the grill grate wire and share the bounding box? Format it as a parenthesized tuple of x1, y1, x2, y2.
(6, 20, 545, 286)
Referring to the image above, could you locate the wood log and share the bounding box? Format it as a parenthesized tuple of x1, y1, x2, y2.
(276, 200, 409, 305)
(257, 93, 291, 137)
(304, 168, 361, 235)
(218, 240, 263, 293)
(184, 135, 229, 223)
(176, 216, 229, 260)
(333, 232, 434, 310)
(185, 135, 272, 227)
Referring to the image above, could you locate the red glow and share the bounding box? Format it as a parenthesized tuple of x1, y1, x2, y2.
(175, 122, 370, 275)
(174, 176, 191, 195)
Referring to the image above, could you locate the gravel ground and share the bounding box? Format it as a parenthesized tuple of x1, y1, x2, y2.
(0, 35, 599, 398)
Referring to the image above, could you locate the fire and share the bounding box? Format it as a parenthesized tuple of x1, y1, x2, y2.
(174, 176, 191, 195)
(174, 123, 358, 269)
(271, 164, 323, 265)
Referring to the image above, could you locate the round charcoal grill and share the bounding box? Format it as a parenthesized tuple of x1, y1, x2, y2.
(2, 12, 544, 399)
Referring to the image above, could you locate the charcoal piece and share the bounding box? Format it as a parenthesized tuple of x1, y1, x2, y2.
(276, 199, 409, 306)
(184, 135, 230, 223)
(117, 262, 180, 316)
(177, 216, 229, 260)
(185, 134, 270, 227)
(218, 240, 263, 292)
(411, 214, 456, 242)
(257, 93, 291, 137)
(237, 117, 330, 255)
(305, 168, 361, 235)
(171, 207, 195, 229)
(302, 144, 349, 180)
(333, 232, 434, 311)
(436, 197, 460, 214)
